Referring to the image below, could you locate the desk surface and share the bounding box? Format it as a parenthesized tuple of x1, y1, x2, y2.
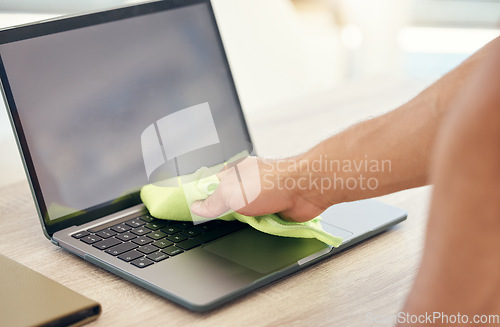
(0, 180, 430, 326)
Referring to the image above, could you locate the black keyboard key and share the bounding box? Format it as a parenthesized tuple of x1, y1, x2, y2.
(166, 233, 188, 243)
(139, 215, 155, 222)
(198, 224, 211, 232)
(161, 226, 181, 235)
(145, 221, 167, 231)
(72, 231, 90, 239)
(194, 231, 219, 244)
(131, 227, 151, 236)
(116, 232, 137, 241)
(198, 221, 220, 232)
(152, 239, 173, 249)
(105, 242, 137, 256)
(182, 226, 203, 238)
(118, 250, 143, 262)
(131, 236, 153, 246)
(88, 226, 106, 233)
(137, 244, 158, 254)
(147, 251, 169, 262)
(173, 222, 193, 230)
(131, 257, 154, 268)
(125, 218, 146, 228)
(162, 245, 183, 256)
(93, 238, 121, 250)
(194, 224, 241, 244)
(110, 223, 131, 233)
(80, 235, 103, 244)
(147, 231, 167, 240)
(176, 239, 201, 251)
(95, 229, 117, 239)
(208, 220, 229, 229)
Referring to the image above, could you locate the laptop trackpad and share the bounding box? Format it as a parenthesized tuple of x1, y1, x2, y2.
(203, 228, 329, 274)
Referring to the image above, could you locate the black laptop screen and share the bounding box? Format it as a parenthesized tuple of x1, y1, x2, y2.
(0, 1, 251, 231)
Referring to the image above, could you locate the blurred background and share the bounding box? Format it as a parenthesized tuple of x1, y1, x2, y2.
(0, 0, 499, 187)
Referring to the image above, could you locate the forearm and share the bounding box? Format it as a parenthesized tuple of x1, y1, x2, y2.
(298, 93, 438, 204)
(191, 37, 500, 222)
(296, 36, 500, 206)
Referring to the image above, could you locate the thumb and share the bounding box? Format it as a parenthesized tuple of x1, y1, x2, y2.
(190, 186, 231, 218)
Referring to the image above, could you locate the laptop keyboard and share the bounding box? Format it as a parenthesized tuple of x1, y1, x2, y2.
(71, 215, 245, 268)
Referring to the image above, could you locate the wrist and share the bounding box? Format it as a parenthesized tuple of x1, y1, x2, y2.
(282, 148, 350, 210)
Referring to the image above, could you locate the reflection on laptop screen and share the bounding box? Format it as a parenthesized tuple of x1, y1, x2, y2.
(0, 3, 251, 221)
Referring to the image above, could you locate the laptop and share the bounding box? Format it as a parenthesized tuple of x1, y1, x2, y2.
(0, 0, 407, 311)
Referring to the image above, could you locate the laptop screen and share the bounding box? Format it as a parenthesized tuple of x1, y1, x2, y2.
(0, 0, 251, 232)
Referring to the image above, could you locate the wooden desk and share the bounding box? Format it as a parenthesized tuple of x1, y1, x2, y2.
(0, 180, 430, 326)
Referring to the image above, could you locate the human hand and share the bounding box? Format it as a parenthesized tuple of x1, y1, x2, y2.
(190, 156, 332, 222)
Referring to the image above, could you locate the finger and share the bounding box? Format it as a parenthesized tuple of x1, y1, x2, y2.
(190, 194, 229, 219)
(216, 158, 245, 180)
(278, 206, 320, 223)
(216, 166, 230, 181)
(192, 166, 249, 218)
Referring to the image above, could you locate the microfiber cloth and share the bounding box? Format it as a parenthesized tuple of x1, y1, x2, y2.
(141, 167, 343, 247)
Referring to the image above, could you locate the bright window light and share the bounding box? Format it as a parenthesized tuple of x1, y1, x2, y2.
(399, 27, 499, 54)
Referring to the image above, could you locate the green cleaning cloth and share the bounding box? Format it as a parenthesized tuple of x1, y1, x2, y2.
(141, 167, 343, 247)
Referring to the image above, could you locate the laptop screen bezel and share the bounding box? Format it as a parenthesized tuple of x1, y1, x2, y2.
(0, 0, 253, 237)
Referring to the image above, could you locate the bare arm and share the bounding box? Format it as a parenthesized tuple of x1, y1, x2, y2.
(191, 37, 500, 222)
(400, 38, 500, 324)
